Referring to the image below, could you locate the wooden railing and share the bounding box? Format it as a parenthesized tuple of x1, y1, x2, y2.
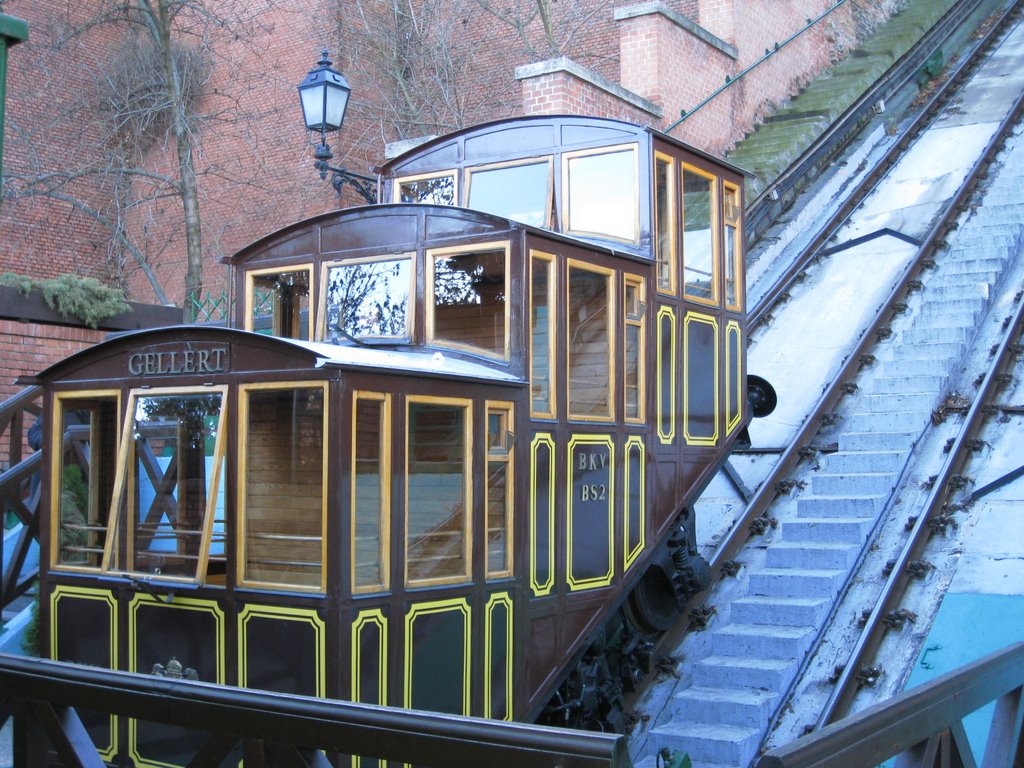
(0, 385, 42, 607)
(757, 642, 1024, 768)
(0, 653, 632, 767)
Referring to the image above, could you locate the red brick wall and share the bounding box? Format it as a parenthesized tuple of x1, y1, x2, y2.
(0, 320, 102, 405)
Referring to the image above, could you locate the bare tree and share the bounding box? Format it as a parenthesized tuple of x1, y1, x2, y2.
(2, 0, 281, 311)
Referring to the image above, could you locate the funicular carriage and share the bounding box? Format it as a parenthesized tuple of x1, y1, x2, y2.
(33, 116, 766, 766)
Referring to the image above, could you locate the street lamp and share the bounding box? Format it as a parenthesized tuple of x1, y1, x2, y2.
(298, 50, 377, 204)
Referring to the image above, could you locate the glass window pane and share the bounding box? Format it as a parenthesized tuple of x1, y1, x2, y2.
(683, 167, 717, 302)
(398, 175, 455, 205)
(468, 161, 550, 227)
(54, 396, 117, 569)
(624, 278, 644, 422)
(243, 387, 325, 589)
(249, 270, 311, 340)
(325, 256, 412, 342)
(568, 265, 612, 419)
(530, 254, 553, 416)
(406, 401, 468, 584)
(430, 248, 507, 359)
(486, 404, 513, 578)
(724, 184, 742, 309)
(655, 156, 675, 292)
(123, 391, 224, 579)
(566, 148, 637, 242)
(353, 394, 388, 592)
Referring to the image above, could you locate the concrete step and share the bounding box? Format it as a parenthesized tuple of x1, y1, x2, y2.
(766, 541, 859, 570)
(748, 568, 846, 599)
(921, 283, 991, 302)
(820, 449, 907, 474)
(712, 623, 816, 659)
(796, 493, 887, 518)
(901, 326, 972, 345)
(810, 471, 895, 496)
(915, 297, 986, 318)
(869, 375, 947, 394)
(875, 358, 954, 379)
(781, 516, 873, 544)
(670, 686, 778, 728)
(839, 431, 916, 452)
(910, 309, 982, 330)
(650, 720, 761, 766)
(731, 595, 831, 626)
(856, 392, 939, 412)
(845, 409, 930, 433)
(691, 655, 794, 691)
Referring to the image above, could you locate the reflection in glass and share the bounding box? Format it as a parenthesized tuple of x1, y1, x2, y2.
(249, 270, 310, 339)
(325, 257, 412, 342)
(468, 161, 550, 227)
(683, 167, 716, 301)
(655, 156, 675, 292)
(406, 401, 469, 584)
(122, 392, 224, 579)
(56, 397, 117, 568)
(431, 249, 507, 358)
(398, 175, 455, 205)
(566, 148, 637, 242)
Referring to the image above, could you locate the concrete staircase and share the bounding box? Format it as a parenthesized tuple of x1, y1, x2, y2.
(639, 151, 1024, 768)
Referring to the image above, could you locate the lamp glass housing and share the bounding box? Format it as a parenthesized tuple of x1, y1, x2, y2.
(299, 60, 352, 132)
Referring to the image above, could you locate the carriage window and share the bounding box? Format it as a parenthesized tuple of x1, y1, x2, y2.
(240, 384, 326, 591)
(486, 403, 514, 578)
(624, 276, 645, 422)
(568, 263, 613, 420)
(467, 159, 552, 227)
(565, 146, 638, 243)
(246, 267, 312, 340)
(323, 255, 413, 342)
(683, 165, 718, 303)
(428, 244, 508, 360)
(724, 182, 742, 311)
(530, 252, 555, 418)
(654, 154, 676, 293)
(352, 392, 390, 593)
(394, 172, 456, 205)
(108, 388, 227, 581)
(406, 399, 471, 585)
(52, 393, 118, 570)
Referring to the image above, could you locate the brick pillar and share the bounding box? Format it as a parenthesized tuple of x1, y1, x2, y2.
(698, 0, 736, 45)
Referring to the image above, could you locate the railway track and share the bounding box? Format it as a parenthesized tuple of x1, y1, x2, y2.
(628, 3, 1024, 766)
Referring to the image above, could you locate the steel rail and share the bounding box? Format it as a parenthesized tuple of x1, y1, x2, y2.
(748, 0, 1023, 330)
(817, 202, 1024, 728)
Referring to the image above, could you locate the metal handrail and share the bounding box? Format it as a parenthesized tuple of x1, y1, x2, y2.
(0, 653, 632, 768)
(757, 642, 1024, 767)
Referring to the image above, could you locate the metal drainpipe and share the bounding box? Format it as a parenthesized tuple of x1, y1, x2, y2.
(0, 13, 29, 211)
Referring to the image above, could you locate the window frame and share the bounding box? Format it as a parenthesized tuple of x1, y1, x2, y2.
(351, 391, 392, 595)
(562, 143, 640, 245)
(681, 162, 720, 307)
(465, 157, 554, 228)
(317, 252, 417, 344)
(485, 401, 515, 580)
(623, 274, 646, 424)
(529, 250, 557, 419)
(566, 259, 616, 423)
(654, 152, 678, 295)
(391, 170, 458, 205)
(425, 240, 511, 362)
(49, 389, 121, 573)
(244, 265, 314, 340)
(404, 395, 474, 588)
(102, 385, 229, 585)
(237, 381, 329, 594)
(723, 180, 744, 312)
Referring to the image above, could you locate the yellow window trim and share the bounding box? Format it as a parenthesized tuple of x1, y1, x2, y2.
(623, 274, 646, 425)
(466, 157, 554, 229)
(391, 169, 458, 204)
(238, 604, 326, 697)
(244, 264, 314, 340)
(351, 391, 392, 595)
(566, 259, 617, 423)
(656, 306, 677, 444)
(425, 240, 511, 361)
(566, 434, 615, 591)
(682, 162, 720, 307)
(529, 250, 557, 420)
(653, 151, 678, 296)
(317, 252, 416, 343)
(562, 143, 641, 244)
(683, 312, 720, 446)
(404, 395, 474, 588)
(403, 598, 472, 713)
(726, 320, 744, 435)
(237, 381, 329, 594)
(529, 433, 556, 596)
(484, 592, 514, 720)
(723, 180, 744, 312)
(623, 436, 646, 572)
